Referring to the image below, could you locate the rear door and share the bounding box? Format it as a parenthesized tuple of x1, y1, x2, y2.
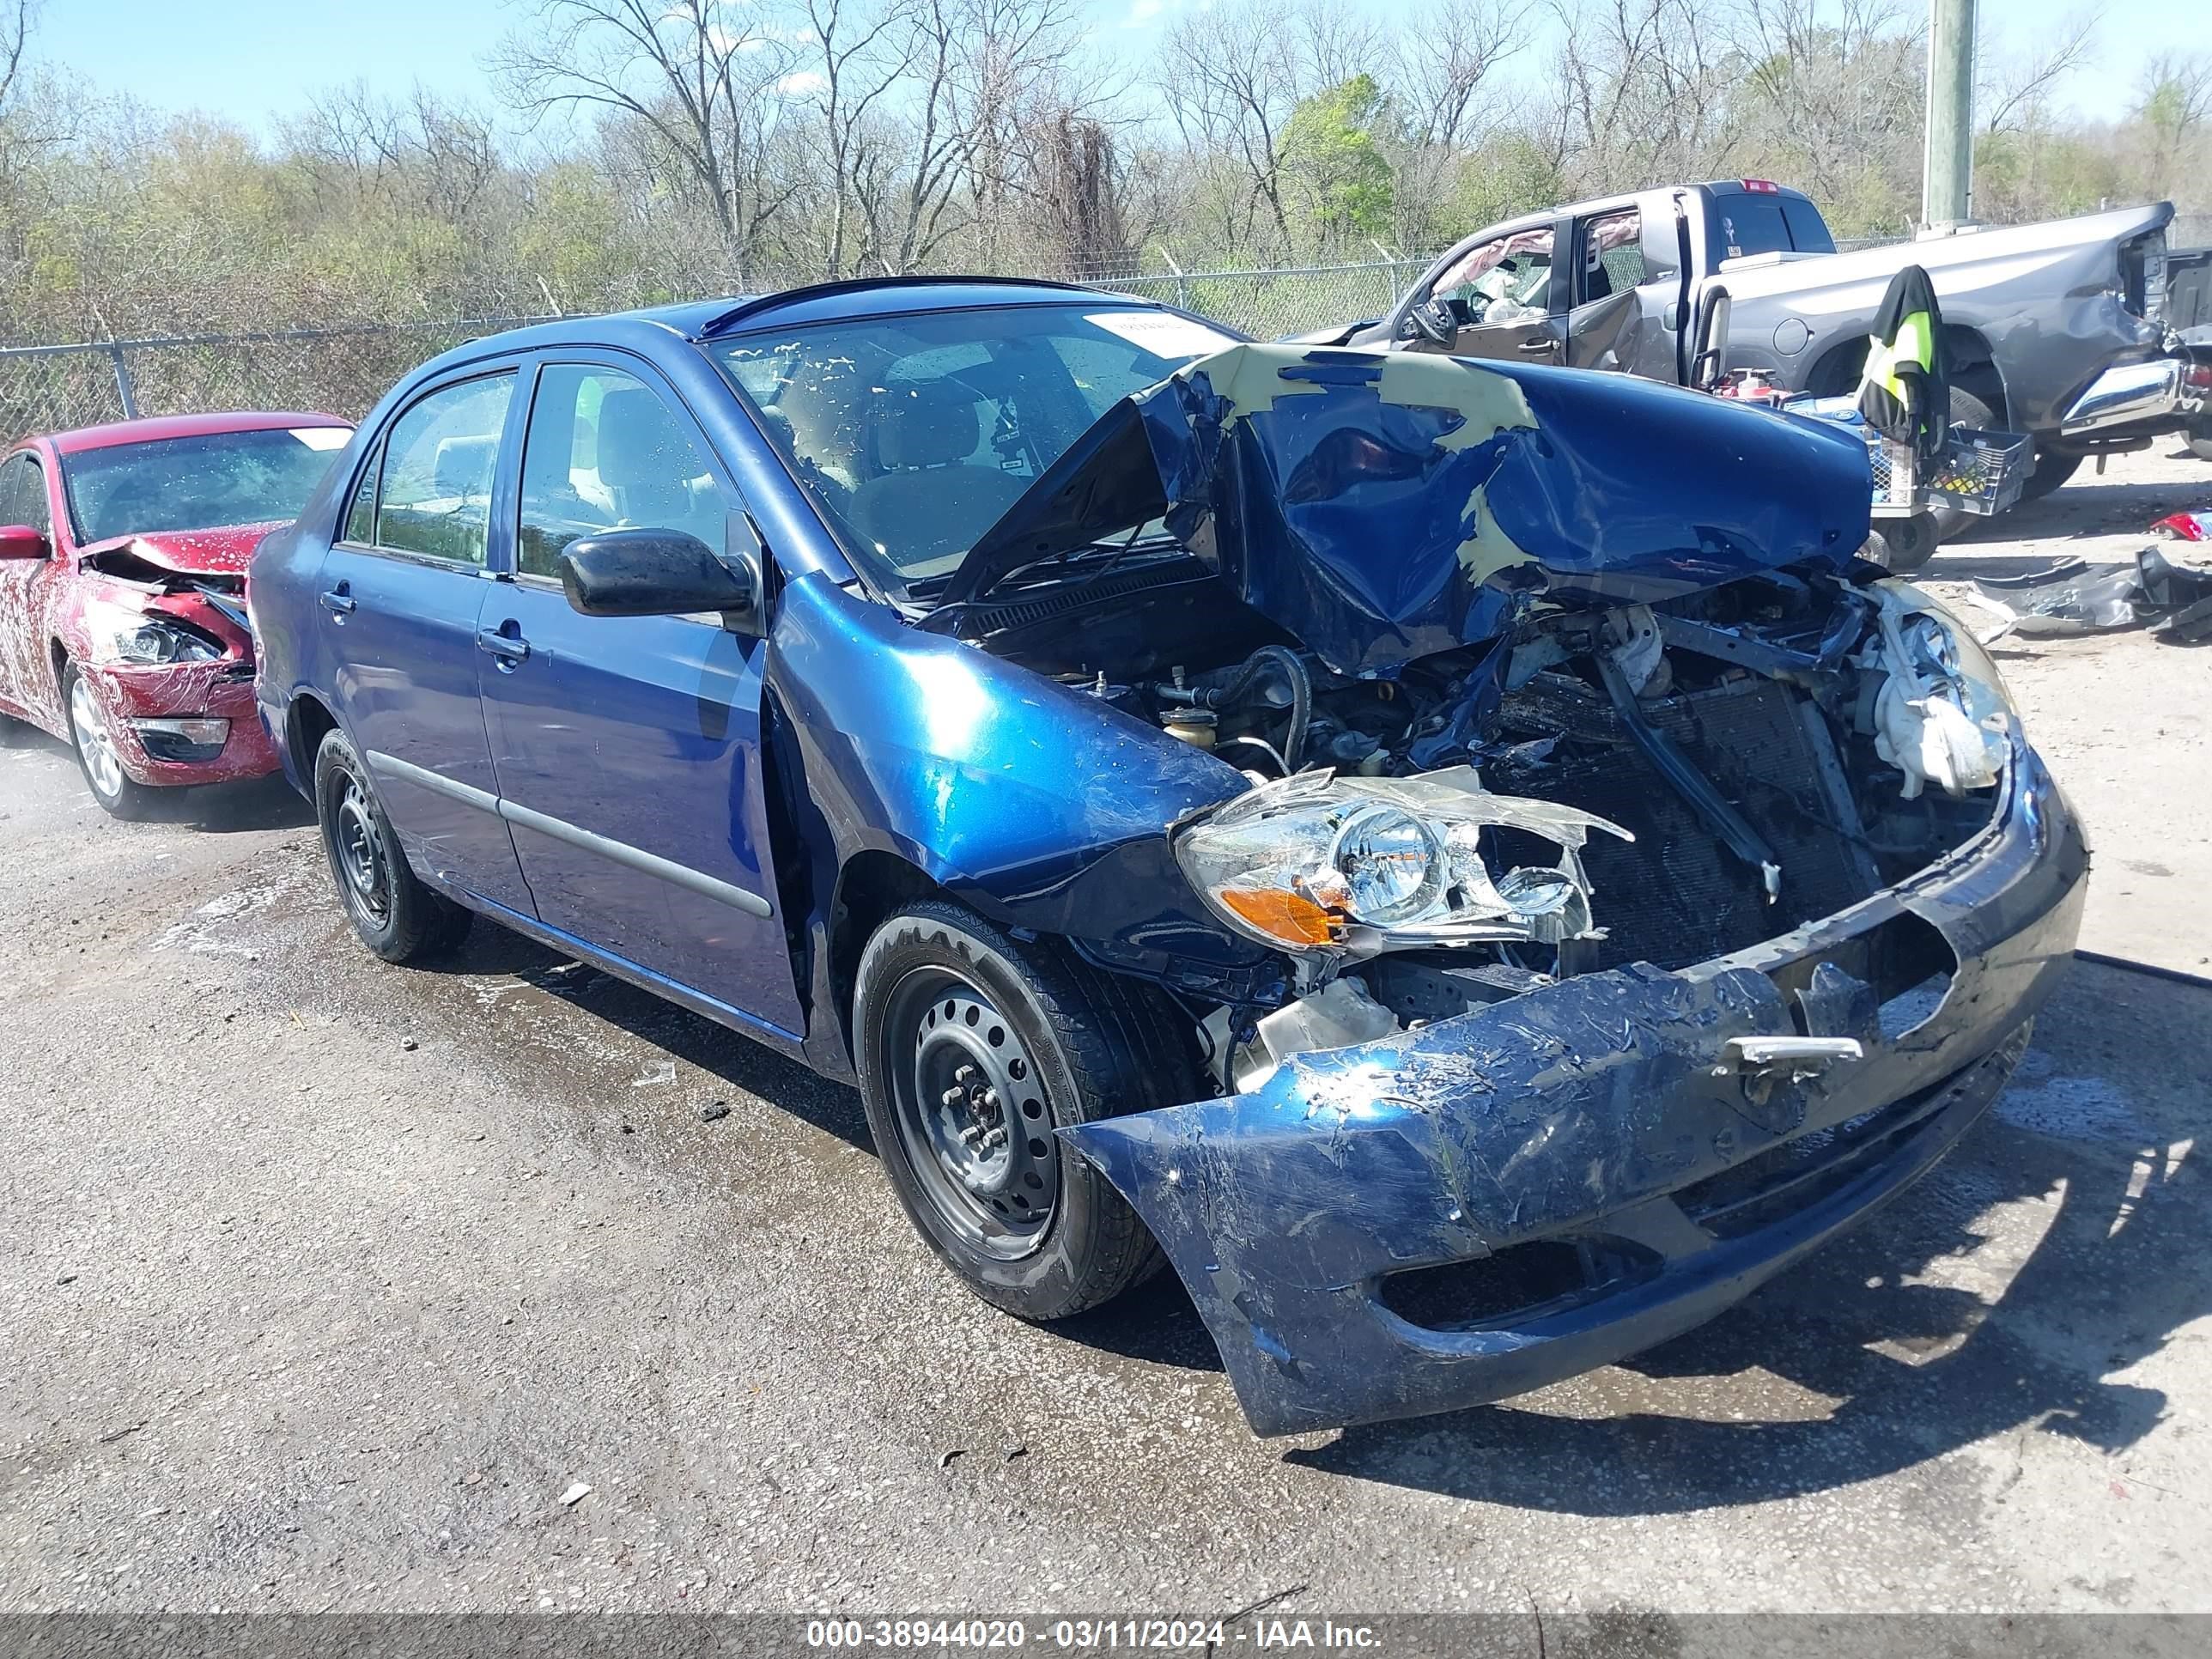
(1564, 204, 1656, 374)
(476, 353, 801, 1037)
(319, 368, 535, 915)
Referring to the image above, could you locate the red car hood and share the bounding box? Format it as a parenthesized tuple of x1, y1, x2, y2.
(77, 522, 283, 580)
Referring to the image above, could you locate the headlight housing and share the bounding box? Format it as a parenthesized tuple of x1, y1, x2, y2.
(85, 601, 224, 666)
(1174, 768, 1633, 955)
(1867, 580, 2013, 799)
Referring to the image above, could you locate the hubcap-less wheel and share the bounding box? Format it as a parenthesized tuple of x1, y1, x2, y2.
(884, 969, 1060, 1259)
(334, 775, 392, 926)
(69, 673, 125, 799)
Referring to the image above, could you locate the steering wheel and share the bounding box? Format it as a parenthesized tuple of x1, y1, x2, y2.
(1405, 295, 1457, 348)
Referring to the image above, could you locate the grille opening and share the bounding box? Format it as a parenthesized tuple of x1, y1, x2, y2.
(1380, 1237, 1663, 1333)
(1765, 910, 1959, 1030)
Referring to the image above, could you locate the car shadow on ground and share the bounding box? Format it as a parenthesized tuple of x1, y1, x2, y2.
(1278, 961, 2206, 1513)
(423, 923, 873, 1152)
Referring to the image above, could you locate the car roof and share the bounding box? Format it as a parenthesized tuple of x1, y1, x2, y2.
(458, 276, 1169, 358)
(49, 410, 353, 456)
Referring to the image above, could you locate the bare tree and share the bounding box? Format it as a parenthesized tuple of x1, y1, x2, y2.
(2135, 49, 2212, 198)
(1981, 3, 2104, 135)
(490, 0, 798, 272)
(0, 0, 33, 116)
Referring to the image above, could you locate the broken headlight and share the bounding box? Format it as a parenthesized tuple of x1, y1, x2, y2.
(1174, 768, 1633, 954)
(1866, 582, 2013, 799)
(85, 600, 224, 666)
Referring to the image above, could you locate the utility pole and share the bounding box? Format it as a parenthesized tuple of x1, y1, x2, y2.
(1922, 0, 1978, 228)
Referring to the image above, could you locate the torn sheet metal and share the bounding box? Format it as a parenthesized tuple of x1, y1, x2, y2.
(1961, 548, 2212, 643)
(1060, 732, 2087, 1437)
(945, 343, 1874, 677)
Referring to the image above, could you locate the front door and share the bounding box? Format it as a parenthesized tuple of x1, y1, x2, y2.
(319, 369, 535, 916)
(477, 356, 801, 1038)
(1409, 224, 1565, 366)
(0, 450, 60, 724)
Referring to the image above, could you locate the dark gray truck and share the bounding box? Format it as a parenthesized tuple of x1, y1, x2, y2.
(1324, 181, 2204, 503)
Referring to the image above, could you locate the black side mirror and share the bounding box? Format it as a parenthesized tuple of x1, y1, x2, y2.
(559, 527, 759, 627)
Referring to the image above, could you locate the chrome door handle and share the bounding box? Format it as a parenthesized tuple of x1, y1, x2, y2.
(319, 586, 356, 616)
(477, 626, 531, 667)
(1518, 337, 1556, 353)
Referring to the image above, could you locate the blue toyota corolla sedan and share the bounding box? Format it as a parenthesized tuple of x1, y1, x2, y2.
(252, 278, 2086, 1437)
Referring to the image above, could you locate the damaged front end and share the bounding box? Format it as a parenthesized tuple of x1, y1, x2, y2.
(933, 344, 2086, 1436)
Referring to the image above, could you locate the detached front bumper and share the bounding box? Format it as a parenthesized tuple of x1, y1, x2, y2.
(1062, 739, 2087, 1437)
(2058, 351, 2209, 440)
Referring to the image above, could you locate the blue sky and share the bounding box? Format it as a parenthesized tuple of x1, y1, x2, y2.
(27, 0, 2211, 134)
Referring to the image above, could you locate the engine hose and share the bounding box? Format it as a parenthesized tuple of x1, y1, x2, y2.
(1152, 647, 1314, 769)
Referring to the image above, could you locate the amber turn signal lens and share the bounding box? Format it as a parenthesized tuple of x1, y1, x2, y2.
(1218, 886, 1339, 946)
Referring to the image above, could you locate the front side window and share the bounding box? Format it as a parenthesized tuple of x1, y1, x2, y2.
(374, 375, 514, 567)
(1432, 228, 1556, 325)
(710, 304, 1236, 592)
(62, 426, 348, 544)
(0, 453, 50, 536)
(517, 366, 726, 580)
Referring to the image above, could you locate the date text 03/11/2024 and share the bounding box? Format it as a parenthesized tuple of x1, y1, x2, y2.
(803, 1620, 1385, 1650)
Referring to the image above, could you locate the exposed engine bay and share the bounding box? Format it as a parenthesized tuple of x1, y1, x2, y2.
(986, 564, 2010, 1095)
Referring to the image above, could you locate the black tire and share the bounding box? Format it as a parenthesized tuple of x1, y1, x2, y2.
(2187, 429, 2212, 464)
(1873, 514, 1939, 574)
(2017, 449, 2082, 501)
(853, 898, 1198, 1322)
(313, 726, 472, 963)
(61, 662, 161, 821)
(1931, 388, 2000, 542)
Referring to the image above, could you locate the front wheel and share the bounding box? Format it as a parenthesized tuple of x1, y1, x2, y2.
(313, 726, 472, 963)
(64, 663, 161, 821)
(853, 899, 1199, 1322)
(2017, 449, 2082, 501)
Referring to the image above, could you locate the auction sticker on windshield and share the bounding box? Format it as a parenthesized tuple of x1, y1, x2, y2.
(1086, 311, 1238, 358)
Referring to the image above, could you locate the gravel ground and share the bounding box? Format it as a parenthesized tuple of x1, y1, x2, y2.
(3, 445, 2209, 1619)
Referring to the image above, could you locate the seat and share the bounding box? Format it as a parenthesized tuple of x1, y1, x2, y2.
(847, 383, 1028, 567)
(594, 386, 719, 546)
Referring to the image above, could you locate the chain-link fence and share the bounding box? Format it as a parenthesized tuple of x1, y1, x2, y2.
(0, 254, 1435, 445)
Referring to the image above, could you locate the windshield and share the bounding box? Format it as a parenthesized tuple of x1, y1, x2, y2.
(64, 426, 351, 544)
(708, 303, 1237, 594)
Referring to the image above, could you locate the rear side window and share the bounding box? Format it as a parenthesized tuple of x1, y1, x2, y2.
(1577, 210, 1646, 304)
(372, 375, 514, 567)
(1711, 195, 1834, 258)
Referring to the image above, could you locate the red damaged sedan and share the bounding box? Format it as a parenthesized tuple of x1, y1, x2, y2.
(0, 411, 352, 817)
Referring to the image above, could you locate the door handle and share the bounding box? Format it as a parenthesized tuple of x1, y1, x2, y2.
(477, 624, 531, 668)
(319, 584, 356, 617)
(1518, 337, 1556, 353)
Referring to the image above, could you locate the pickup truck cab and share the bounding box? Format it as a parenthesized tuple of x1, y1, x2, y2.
(1336, 182, 2201, 502)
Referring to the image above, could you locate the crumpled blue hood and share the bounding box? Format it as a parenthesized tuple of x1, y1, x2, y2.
(947, 343, 1875, 677)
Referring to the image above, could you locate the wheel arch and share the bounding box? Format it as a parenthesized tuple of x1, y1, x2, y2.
(284, 691, 340, 792)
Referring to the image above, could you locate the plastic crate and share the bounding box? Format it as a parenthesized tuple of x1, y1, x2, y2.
(1866, 425, 2033, 516)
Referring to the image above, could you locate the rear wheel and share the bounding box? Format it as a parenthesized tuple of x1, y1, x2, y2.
(853, 898, 1196, 1321)
(63, 663, 160, 821)
(313, 726, 472, 963)
(2018, 449, 2082, 501)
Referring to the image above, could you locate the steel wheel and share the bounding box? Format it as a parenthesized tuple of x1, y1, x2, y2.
(882, 967, 1060, 1260)
(69, 672, 125, 800)
(333, 773, 392, 927)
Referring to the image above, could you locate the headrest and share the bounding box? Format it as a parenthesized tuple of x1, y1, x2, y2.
(874, 382, 980, 470)
(595, 387, 693, 491)
(432, 434, 495, 499)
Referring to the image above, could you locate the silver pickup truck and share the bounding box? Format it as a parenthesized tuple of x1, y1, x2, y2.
(1327, 181, 2206, 505)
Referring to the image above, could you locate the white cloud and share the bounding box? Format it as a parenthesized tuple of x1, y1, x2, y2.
(1121, 0, 1164, 24)
(773, 69, 829, 98)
